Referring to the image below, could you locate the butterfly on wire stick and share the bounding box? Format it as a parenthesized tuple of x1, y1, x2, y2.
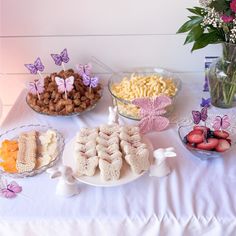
(192, 106, 208, 125)
(213, 115, 230, 131)
(77, 63, 99, 92)
(24, 57, 45, 80)
(192, 106, 210, 142)
(51, 48, 69, 71)
(28, 79, 45, 100)
(76, 63, 92, 77)
(82, 75, 99, 92)
(55, 76, 74, 100)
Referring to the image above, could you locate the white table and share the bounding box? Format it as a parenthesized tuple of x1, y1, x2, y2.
(0, 82, 236, 236)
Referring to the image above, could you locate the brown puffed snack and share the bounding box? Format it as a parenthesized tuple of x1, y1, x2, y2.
(27, 69, 102, 115)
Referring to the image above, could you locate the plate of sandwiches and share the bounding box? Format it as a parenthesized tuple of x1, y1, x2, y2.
(0, 124, 64, 178)
(63, 124, 153, 187)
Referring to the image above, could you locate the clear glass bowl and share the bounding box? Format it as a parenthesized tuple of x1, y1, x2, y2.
(0, 124, 64, 178)
(108, 68, 181, 120)
(178, 115, 236, 160)
(26, 87, 103, 117)
(0, 98, 2, 121)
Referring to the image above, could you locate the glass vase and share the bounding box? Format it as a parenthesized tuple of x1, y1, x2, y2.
(208, 43, 236, 108)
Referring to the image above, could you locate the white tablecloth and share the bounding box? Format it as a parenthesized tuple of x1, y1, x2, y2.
(0, 82, 236, 236)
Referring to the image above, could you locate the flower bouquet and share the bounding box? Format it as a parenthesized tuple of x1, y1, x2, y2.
(177, 0, 236, 108)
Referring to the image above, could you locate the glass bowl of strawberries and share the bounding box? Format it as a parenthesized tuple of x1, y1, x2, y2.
(178, 114, 236, 160)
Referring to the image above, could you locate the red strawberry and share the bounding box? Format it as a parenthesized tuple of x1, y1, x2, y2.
(187, 131, 204, 144)
(213, 130, 229, 139)
(190, 129, 204, 135)
(194, 125, 210, 132)
(226, 138, 232, 145)
(215, 139, 231, 152)
(196, 138, 219, 151)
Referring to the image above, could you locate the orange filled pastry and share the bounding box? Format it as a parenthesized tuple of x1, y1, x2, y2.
(0, 140, 18, 173)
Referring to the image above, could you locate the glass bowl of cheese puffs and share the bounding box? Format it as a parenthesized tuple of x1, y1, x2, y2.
(108, 68, 181, 120)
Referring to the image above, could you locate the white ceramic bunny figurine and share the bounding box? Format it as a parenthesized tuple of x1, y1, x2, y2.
(47, 165, 79, 197)
(149, 147, 176, 177)
(108, 106, 119, 125)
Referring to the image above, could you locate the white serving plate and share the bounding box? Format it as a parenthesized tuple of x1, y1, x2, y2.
(62, 136, 153, 187)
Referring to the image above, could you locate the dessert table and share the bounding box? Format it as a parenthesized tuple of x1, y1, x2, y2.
(0, 80, 236, 236)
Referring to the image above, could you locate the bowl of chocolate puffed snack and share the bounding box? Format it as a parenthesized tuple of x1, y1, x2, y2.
(26, 69, 102, 116)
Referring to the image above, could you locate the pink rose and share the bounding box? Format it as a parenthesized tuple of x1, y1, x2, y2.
(230, 0, 236, 13)
(221, 15, 234, 23)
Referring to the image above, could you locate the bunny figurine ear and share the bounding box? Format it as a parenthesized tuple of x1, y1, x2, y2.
(166, 147, 175, 152)
(51, 171, 62, 179)
(47, 167, 61, 179)
(164, 147, 177, 158)
(164, 151, 177, 157)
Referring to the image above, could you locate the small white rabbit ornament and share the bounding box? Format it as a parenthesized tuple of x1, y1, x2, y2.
(47, 165, 79, 197)
(108, 106, 119, 125)
(149, 147, 176, 177)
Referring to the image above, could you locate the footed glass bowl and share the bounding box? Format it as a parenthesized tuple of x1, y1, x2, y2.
(0, 124, 64, 178)
(108, 68, 181, 120)
(26, 88, 103, 117)
(178, 115, 236, 160)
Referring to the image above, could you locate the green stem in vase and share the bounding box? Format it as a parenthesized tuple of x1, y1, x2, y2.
(227, 72, 236, 104)
(209, 43, 236, 108)
(223, 83, 228, 104)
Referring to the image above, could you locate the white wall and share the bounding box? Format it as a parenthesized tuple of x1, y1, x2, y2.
(0, 0, 221, 122)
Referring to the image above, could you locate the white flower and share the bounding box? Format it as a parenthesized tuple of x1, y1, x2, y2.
(229, 20, 236, 43)
(199, 0, 212, 7)
(201, 8, 223, 28)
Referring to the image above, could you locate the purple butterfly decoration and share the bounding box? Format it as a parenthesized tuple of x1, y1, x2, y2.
(0, 177, 22, 199)
(51, 48, 69, 66)
(83, 75, 99, 88)
(192, 106, 208, 125)
(77, 63, 92, 77)
(132, 96, 172, 134)
(24, 57, 44, 74)
(200, 97, 211, 108)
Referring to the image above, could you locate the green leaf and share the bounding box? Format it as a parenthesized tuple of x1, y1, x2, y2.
(225, 9, 233, 16)
(209, 0, 229, 12)
(188, 15, 202, 20)
(184, 25, 204, 45)
(191, 31, 222, 52)
(187, 7, 205, 16)
(177, 17, 203, 33)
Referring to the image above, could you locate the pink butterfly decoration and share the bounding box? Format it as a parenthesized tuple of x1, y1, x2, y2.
(55, 76, 74, 99)
(0, 177, 22, 199)
(132, 95, 172, 134)
(213, 115, 230, 130)
(28, 79, 45, 100)
(76, 63, 92, 77)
